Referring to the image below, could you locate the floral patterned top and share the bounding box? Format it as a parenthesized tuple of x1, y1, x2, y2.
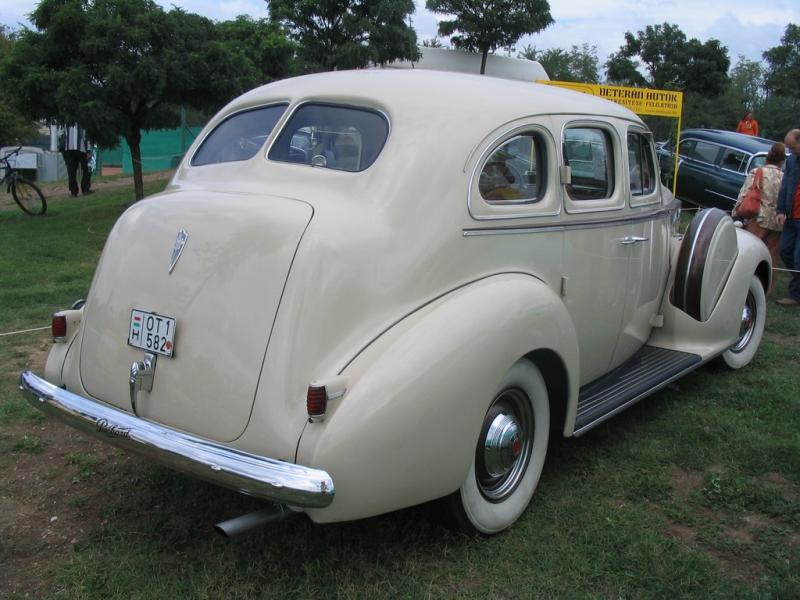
(734, 164, 784, 231)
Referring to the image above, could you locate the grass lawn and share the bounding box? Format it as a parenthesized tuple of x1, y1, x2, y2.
(0, 184, 798, 599)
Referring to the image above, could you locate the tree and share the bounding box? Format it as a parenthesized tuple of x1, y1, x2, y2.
(0, 26, 37, 145)
(426, 0, 553, 74)
(763, 24, 800, 100)
(605, 23, 729, 95)
(267, 0, 420, 72)
(422, 37, 444, 48)
(605, 23, 730, 136)
(3, 0, 282, 200)
(518, 43, 599, 83)
(216, 16, 297, 83)
(762, 24, 800, 138)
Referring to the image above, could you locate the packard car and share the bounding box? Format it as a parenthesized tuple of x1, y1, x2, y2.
(20, 68, 770, 536)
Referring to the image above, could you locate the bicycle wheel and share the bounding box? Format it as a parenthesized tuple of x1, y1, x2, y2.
(12, 177, 46, 216)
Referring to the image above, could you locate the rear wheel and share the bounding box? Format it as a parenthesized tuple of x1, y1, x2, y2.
(12, 177, 46, 216)
(717, 275, 766, 369)
(445, 360, 549, 535)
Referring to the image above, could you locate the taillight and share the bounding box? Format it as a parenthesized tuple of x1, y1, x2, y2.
(52, 314, 67, 341)
(307, 385, 327, 419)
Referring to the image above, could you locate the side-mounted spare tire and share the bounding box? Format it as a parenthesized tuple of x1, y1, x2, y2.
(672, 208, 739, 322)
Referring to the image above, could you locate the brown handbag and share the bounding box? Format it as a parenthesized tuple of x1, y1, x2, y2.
(735, 168, 763, 219)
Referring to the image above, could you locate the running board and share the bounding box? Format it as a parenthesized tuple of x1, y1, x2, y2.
(574, 345, 702, 436)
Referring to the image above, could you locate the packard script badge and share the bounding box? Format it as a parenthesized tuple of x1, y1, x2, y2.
(168, 229, 189, 274)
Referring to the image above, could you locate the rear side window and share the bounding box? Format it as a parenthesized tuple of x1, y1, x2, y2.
(686, 140, 720, 164)
(720, 147, 748, 173)
(479, 133, 544, 203)
(627, 133, 656, 196)
(564, 128, 614, 200)
(269, 104, 389, 172)
(192, 105, 287, 167)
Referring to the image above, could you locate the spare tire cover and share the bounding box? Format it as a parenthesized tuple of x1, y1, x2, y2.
(672, 208, 738, 321)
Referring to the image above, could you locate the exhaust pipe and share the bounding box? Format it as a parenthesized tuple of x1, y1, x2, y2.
(214, 504, 294, 537)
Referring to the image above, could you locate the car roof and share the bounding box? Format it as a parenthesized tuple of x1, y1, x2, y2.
(229, 69, 641, 125)
(680, 128, 777, 154)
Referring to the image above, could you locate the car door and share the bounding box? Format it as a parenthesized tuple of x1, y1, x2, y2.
(612, 129, 670, 366)
(558, 121, 643, 384)
(713, 146, 751, 210)
(676, 139, 723, 206)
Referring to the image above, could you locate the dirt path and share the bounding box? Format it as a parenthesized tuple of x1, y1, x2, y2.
(0, 170, 174, 212)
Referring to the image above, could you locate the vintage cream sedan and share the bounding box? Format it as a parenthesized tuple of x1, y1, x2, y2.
(20, 68, 770, 536)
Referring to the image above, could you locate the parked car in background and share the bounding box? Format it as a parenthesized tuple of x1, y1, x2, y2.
(21, 69, 771, 537)
(657, 129, 779, 210)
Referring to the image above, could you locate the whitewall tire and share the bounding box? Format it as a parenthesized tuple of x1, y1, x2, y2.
(446, 360, 550, 535)
(717, 275, 766, 369)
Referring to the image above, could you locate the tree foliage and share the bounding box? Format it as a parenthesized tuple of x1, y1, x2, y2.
(761, 23, 800, 138)
(3, 0, 290, 200)
(518, 43, 599, 83)
(267, 0, 419, 72)
(605, 23, 729, 94)
(0, 26, 38, 145)
(426, 0, 553, 74)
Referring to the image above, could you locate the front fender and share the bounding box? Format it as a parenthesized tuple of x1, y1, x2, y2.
(297, 273, 578, 523)
(649, 227, 771, 357)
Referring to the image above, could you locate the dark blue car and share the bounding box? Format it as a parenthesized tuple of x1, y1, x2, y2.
(657, 129, 778, 210)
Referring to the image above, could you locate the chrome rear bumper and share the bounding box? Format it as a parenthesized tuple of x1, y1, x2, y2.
(19, 371, 334, 509)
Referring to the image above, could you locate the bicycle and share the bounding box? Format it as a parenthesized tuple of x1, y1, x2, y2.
(1, 147, 47, 215)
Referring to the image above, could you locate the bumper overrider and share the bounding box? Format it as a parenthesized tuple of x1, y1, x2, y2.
(19, 371, 334, 509)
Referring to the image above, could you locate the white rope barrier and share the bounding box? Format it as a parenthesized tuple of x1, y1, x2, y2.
(0, 325, 50, 337)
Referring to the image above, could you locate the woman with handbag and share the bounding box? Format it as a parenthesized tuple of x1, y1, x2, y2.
(733, 142, 786, 288)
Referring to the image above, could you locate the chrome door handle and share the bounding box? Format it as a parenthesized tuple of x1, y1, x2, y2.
(129, 352, 156, 416)
(620, 236, 649, 245)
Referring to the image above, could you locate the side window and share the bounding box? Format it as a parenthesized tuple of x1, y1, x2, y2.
(678, 140, 695, 158)
(720, 147, 748, 173)
(192, 105, 287, 167)
(564, 128, 614, 200)
(749, 154, 767, 170)
(269, 104, 389, 173)
(479, 133, 544, 203)
(689, 141, 720, 164)
(627, 132, 656, 196)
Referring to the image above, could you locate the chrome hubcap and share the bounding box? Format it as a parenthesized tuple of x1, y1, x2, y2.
(476, 388, 533, 503)
(731, 291, 756, 353)
(483, 413, 522, 477)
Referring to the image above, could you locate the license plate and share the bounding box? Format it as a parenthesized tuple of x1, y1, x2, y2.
(128, 309, 176, 357)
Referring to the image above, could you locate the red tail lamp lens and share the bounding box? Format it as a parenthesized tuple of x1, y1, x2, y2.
(52, 314, 67, 339)
(307, 385, 327, 417)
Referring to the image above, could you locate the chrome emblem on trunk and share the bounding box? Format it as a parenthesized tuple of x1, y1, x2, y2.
(169, 229, 189, 274)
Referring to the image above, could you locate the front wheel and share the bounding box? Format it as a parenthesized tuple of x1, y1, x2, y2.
(444, 360, 550, 535)
(716, 275, 766, 369)
(12, 177, 46, 216)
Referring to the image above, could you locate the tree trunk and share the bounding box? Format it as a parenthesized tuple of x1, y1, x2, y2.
(480, 50, 488, 75)
(125, 129, 144, 201)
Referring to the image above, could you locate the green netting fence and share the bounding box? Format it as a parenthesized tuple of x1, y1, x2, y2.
(101, 125, 203, 174)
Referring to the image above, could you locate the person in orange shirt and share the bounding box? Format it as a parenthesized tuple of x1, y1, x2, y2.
(736, 111, 759, 136)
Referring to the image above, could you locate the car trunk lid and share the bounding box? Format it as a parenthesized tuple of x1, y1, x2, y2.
(79, 190, 312, 442)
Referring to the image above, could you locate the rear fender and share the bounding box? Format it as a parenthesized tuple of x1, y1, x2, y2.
(44, 308, 83, 385)
(297, 273, 578, 523)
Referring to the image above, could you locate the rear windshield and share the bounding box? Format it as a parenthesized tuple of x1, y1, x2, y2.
(269, 104, 389, 172)
(191, 104, 287, 167)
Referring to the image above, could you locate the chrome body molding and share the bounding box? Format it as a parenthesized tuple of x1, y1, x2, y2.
(463, 199, 679, 237)
(19, 371, 334, 509)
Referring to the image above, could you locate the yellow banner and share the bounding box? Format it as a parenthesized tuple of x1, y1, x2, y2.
(536, 81, 683, 118)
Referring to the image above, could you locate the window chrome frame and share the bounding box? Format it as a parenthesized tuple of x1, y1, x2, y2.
(627, 126, 660, 207)
(467, 123, 560, 220)
(265, 101, 392, 174)
(560, 119, 625, 214)
(188, 102, 290, 169)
